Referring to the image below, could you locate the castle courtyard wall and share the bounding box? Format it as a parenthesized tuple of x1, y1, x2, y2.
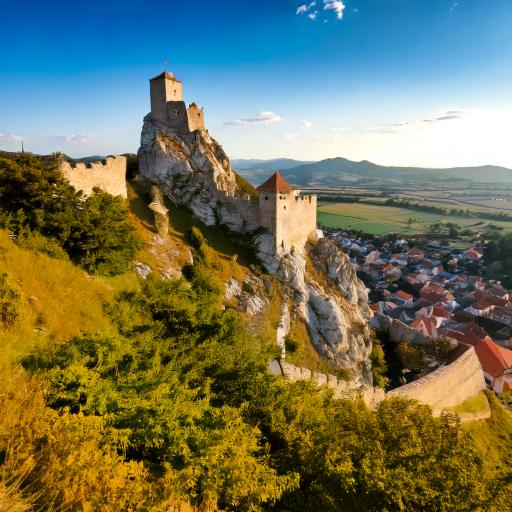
(187, 104, 205, 131)
(60, 156, 127, 198)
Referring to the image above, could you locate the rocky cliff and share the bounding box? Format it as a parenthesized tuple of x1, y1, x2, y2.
(138, 116, 373, 384)
(138, 116, 259, 233)
(256, 234, 373, 384)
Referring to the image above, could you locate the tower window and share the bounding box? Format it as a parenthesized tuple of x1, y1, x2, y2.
(264, 196, 268, 200)
(284, 205, 286, 210)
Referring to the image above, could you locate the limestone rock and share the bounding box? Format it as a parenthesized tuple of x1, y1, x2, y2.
(253, 235, 373, 385)
(138, 116, 259, 233)
(133, 261, 152, 279)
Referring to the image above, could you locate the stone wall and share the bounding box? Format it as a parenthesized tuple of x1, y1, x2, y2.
(387, 344, 486, 411)
(370, 314, 429, 345)
(270, 343, 486, 414)
(187, 104, 205, 131)
(60, 156, 127, 198)
(166, 101, 191, 133)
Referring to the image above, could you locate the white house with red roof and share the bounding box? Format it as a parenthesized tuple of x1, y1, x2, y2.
(474, 339, 512, 393)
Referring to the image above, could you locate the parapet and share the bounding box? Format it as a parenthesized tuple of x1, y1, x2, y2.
(60, 156, 127, 198)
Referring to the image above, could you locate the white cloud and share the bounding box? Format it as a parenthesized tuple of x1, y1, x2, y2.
(449, 2, 459, 13)
(284, 133, 300, 140)
(296, 2, 317, 17)
(60, 133, 94, 143)
(226, 111, 285, 126)
(323, 0, 346, 20)
(0, 133, 23, 142)
(301, 120, 313, 128)
(394, 110, 470, 128)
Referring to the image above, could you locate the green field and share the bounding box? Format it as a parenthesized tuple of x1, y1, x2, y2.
(317, 201, 512, 236)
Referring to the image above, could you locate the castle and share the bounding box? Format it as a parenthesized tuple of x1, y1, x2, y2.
(149, 71, 204, 132)
(147, 70, 318, 255)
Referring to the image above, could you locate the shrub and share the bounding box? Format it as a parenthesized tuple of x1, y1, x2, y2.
(0, 273, 20, 328)
(0, 154, 141, 276)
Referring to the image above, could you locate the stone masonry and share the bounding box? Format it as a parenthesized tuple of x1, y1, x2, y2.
(60, 156, 127, 198)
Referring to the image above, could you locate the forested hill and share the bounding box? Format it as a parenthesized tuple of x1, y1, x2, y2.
(234, 156, 512, 187)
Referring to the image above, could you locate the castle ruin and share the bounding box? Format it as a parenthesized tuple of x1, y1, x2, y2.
(149, 71, 204, 133)
(144, 70, 318, 256)
(60, 156, 127, 198)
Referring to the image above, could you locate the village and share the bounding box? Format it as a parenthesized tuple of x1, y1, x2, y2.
(324, 228, 512, 397)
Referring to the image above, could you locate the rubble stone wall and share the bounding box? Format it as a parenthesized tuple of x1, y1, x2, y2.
(271, 343, 486, 412)
(60, 156, 127, 198)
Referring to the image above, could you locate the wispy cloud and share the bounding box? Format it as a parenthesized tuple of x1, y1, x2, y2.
(449, 2, 459, 13)
(225, 111, 285, 127)
(296, 1, 316, 15)
(301, 120, 313, 128)
(323, 0, 346, 20)
(308, 10, 318, 20)
(0, 133, 23, 142)
(394, 110, 470, 127)
(284, 133, 300, 140)
(58, 133, 94, 143)
(365, 110, 471, 134)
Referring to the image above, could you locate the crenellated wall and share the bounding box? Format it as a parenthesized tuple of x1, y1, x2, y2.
(60, 156, 127, 198)
(270, 343, 486, 414)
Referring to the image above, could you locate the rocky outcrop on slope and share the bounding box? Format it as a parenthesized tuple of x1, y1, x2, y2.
(255, 234, 373, 385)
(138, 116, 259, 233)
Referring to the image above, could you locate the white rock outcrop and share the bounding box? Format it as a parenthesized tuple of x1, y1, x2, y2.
(255, 234, 373, 385)
(138, 116, 258, 233)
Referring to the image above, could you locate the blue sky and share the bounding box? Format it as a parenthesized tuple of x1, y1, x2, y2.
(1, 0, 512, 167)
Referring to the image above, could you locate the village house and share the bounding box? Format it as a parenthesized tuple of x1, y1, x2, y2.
(474, 338, 512, 392)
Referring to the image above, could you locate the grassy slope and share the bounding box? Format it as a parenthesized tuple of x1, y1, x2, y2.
(463, 391, 512, 476)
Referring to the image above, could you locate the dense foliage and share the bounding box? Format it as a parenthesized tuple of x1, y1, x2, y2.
(19, 234, 511, 510)
(0, 153, 140, 275)
(485, 232, 512, 274)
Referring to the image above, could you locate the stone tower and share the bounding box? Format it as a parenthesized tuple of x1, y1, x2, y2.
(257, 171, 317, 254)
(149, 71, 205, 133)
(150, 71, 183, 124)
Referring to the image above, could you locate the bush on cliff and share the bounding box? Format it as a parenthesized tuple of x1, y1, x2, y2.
(0, 153, 140, 275)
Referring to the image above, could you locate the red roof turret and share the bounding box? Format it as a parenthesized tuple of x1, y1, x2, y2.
(257, 171, 293, 192)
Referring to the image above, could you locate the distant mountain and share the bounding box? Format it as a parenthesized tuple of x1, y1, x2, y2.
(232, 158, 314, 171)
(234, 156, 512, 188)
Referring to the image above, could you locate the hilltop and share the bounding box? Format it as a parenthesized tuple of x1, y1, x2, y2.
(235, 156, 512, 187)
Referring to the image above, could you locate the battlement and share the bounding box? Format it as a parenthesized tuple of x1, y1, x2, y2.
(60, 156, 127, 198)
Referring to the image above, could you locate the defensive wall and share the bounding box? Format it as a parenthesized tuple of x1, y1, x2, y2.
(370, 313, 429, 345)
(60, 156, 127, 198)
(269, 343, 486, 415)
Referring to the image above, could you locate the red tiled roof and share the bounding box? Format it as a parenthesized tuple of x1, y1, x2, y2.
(257, 171, 293, 192)
(395, 290, 413, 300)
(474, 339, 512, 378)
(150, 71, 182, 83)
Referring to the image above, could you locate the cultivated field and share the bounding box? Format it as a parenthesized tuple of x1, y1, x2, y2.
(317, 201, 512, 236)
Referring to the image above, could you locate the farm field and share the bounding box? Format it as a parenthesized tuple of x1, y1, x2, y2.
(317, 201, 512, 236)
